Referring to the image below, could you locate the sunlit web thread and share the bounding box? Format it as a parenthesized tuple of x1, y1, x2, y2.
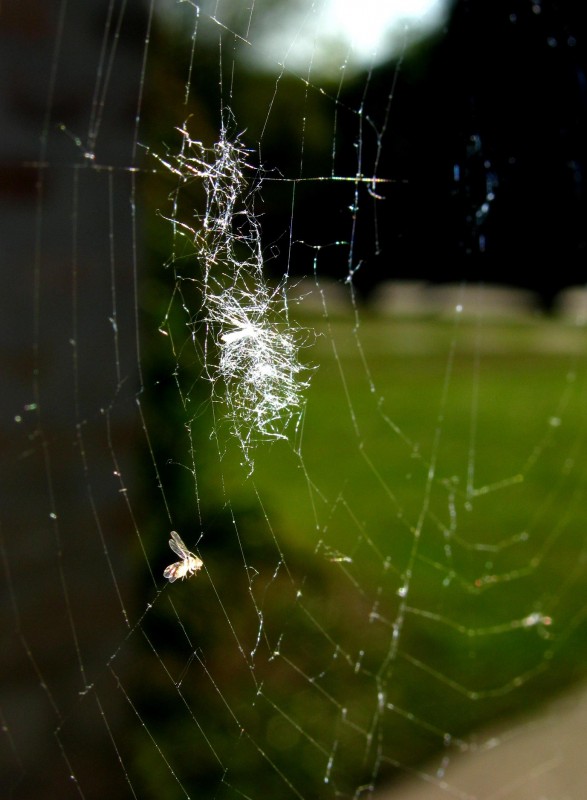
(158, 113, 311, 467)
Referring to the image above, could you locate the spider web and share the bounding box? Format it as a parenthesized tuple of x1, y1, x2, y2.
(2, 1, 587, 799)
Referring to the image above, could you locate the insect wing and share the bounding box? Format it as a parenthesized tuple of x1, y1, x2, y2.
(221, 329, 246, 344)
(163, 561, 181, 582)
(168, 530, 189, 559)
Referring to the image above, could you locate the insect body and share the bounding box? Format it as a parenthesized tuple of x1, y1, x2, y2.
(220, 321, 260, 345)
(164, 531, 203, 582)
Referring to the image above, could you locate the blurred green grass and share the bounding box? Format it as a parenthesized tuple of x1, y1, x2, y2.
(221, 314, 587, 736)
(138, 314, 587, 798)
(234, 315, 587, 555)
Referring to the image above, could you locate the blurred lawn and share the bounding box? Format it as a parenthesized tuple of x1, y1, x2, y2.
(143, 316, 587, 797)
(218, 314, 587, 732)
(229, 315, 587, 556)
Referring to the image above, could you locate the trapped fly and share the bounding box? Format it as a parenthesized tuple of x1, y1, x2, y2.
(164, 531, 203, 582)
(220, 319, 259, 344)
